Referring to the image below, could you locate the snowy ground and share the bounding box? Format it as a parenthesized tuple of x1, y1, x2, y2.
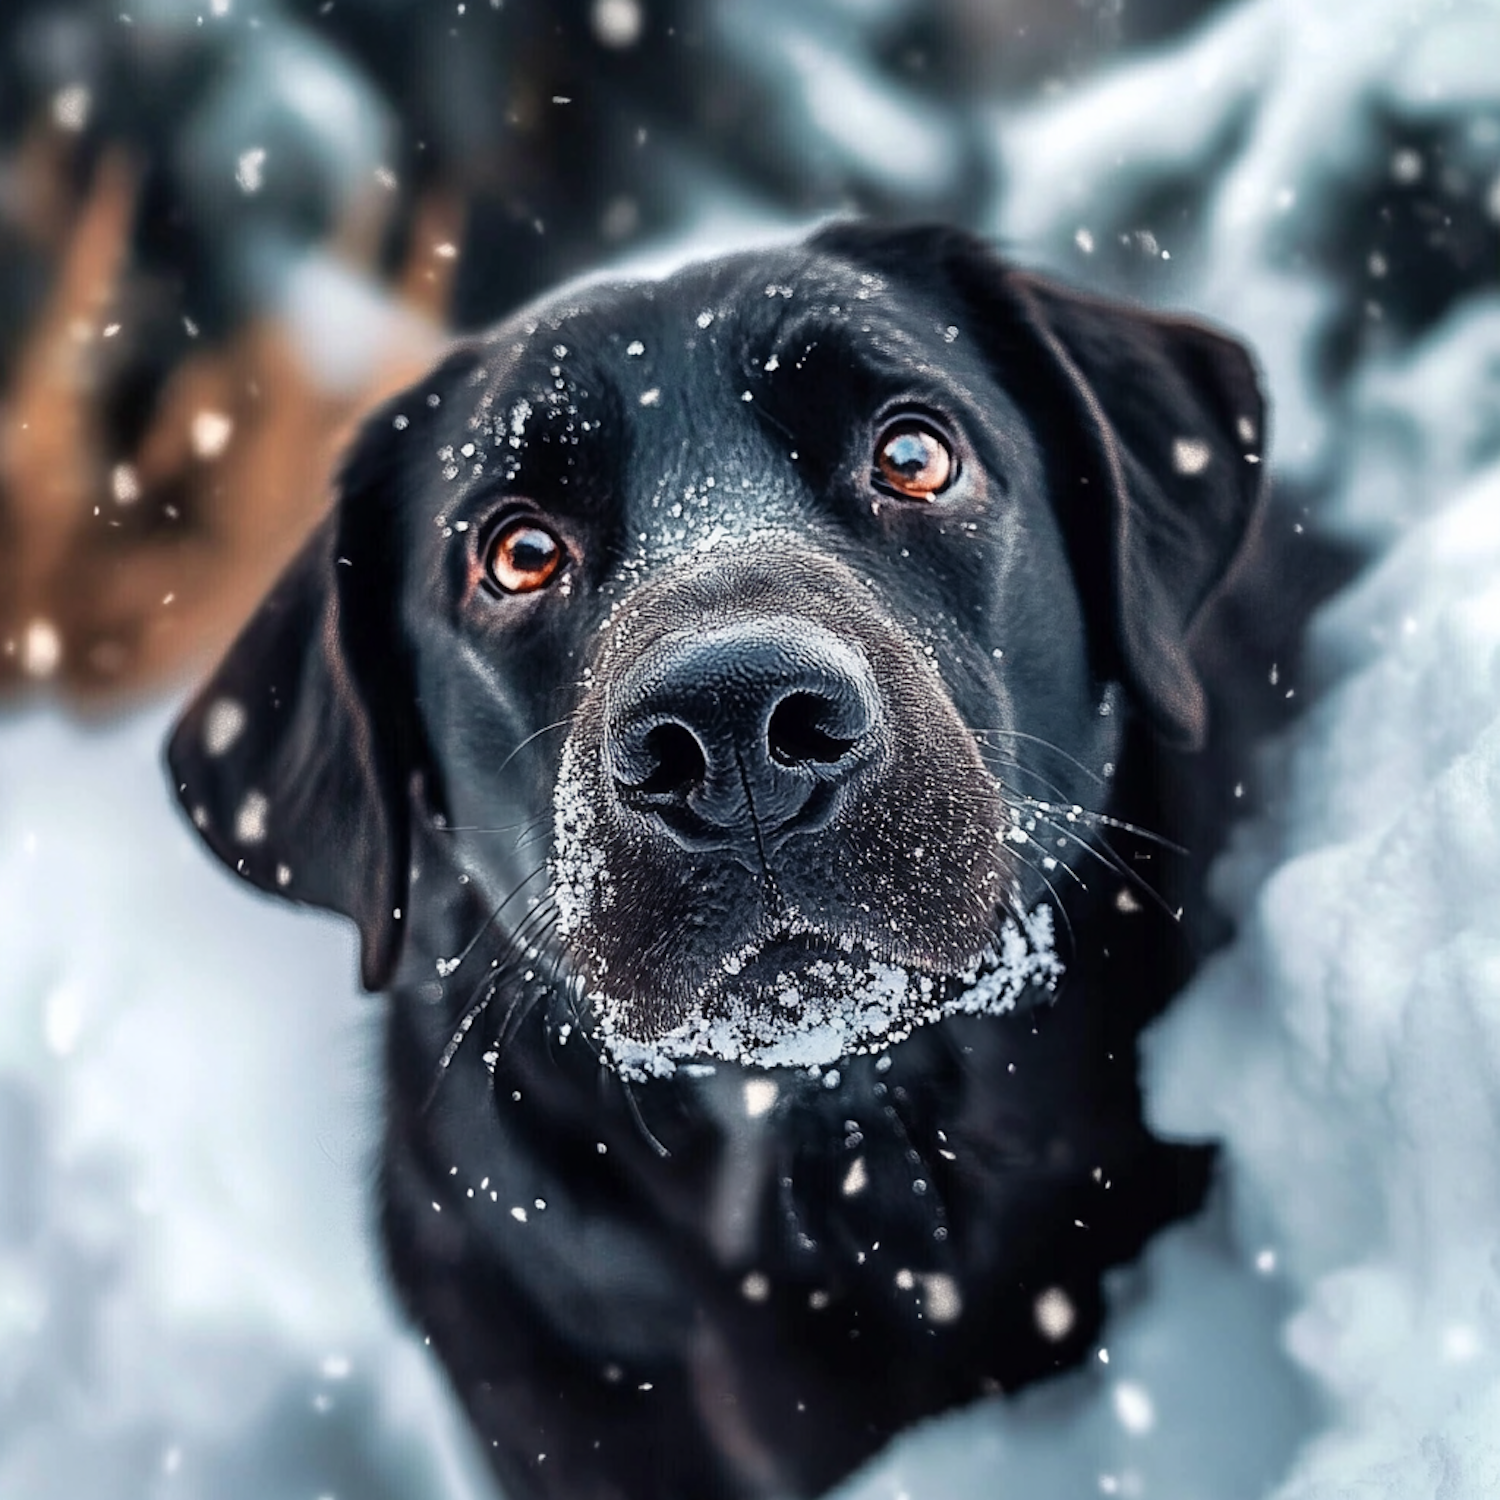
(5, 0, 1500, 1495)
(0, 709, 494, 1498)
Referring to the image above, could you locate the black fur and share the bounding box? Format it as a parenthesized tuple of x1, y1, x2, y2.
(168, 224, 1265, 1500)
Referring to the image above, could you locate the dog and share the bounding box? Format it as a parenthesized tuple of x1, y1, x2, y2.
(167, 223, 1265, 1500)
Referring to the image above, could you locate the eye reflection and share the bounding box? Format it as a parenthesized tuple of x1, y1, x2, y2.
(486, 519, 565, 594)
(873, 421, 955, 500)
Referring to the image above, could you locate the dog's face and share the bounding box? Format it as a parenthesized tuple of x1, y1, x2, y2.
(166, 223, 1263, 1499)
(168, 224, 1262, 1075)
(404, 241, 1110, 1072)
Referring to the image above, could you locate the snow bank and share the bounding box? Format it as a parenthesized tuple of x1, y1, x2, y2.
(1146, 459, 1500, 1500)
(0, 711, 490, 1500)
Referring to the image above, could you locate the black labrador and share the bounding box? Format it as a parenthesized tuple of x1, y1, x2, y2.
(168, 223, 1264, 1500)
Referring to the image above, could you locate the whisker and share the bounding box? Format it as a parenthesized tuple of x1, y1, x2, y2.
(423, 977, 500, 1112)
(508, 888, 558, 949)
(487, 913, 564, 1061)
(620, 1075, 671, 1159)
(975, 741, 1081, 807)
(970, 727, 1106, 788)
(491, 978, 538, 1058)
(1013, 792, 1188, 858)
(433, 821, 536, 834)
(429, 719, 574, 836)
(1072, 809, 1188, 857)
(979, 738, 1188, 856)
(749, 398, 796, 444)
(420, 866, 558, 1110)
(493, 715, 576, 782)
(1026, 809, 1179, 923)
(514, 816, 558, 856)
(1000, 845, 1079, 959)
(441, 863, 552, 978)
(773, 1133, 812, 1251)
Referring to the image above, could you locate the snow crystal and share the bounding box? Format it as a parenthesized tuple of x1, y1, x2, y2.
(235, 147, 267, 194)
(20, 619, 62, 679)
(234, 789, 269, 845)
(1035, 1287, 1077, 1342)
(202, 697, 247, 757)
(111, 463, 140, 504)
(742, 1077, 779, 1117)
(1170, 438, 1211, 477)
(922, 1274, 963, 1325)
(190, 410, 234, 459)
(592, 0, 643, 49)
(601, 195, 641, 240)
(507, 397, 532, 448)
(1111, 1382, 1155, 1436)
(51, 85, 91, 133)
(1390, 147, 1423, 185)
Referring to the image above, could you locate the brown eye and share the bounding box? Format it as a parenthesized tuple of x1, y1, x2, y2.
(874, 421, 955, 500)
(486, 519, 565, 594)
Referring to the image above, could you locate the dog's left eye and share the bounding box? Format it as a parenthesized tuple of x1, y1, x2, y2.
(486, 519, 565, 594)
(873, 421, 956, 500)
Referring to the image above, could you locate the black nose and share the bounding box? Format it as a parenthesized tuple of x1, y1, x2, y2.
(606, 618, 883, 850)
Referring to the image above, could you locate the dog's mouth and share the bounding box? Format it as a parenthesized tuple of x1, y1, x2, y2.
(589, 911, 1063, 1081)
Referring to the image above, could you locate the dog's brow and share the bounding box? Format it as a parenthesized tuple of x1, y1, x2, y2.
(747, 302, 962, 388)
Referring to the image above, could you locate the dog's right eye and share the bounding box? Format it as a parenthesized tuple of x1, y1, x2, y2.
(485, 518, 565, 594)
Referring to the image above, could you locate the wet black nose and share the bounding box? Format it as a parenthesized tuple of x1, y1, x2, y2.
(606, 618, 884, 850)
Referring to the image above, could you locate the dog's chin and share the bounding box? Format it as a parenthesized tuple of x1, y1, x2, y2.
(577, 910, 1065, 1081)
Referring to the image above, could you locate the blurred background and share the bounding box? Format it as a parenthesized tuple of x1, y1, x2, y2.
(0, 0, 1246, 704)
(1, 0, 1498, 1497)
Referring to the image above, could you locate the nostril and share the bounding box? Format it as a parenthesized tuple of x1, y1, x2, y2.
(627, 721, 707, 797)
(767, 692, 859, 767)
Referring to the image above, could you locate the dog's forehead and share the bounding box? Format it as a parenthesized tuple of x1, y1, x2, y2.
(427, 245, 1015, 541)
(468, 244, 970, 431)
(522, 243, 930, 351)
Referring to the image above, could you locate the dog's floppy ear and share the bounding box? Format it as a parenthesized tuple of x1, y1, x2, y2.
(989, 265, 1265, 750)
(813, 223, 1265, 749)
(167, 345, 479, 988)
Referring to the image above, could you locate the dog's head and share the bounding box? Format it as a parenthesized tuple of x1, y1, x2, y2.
(167, 223, 1262, 1074)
